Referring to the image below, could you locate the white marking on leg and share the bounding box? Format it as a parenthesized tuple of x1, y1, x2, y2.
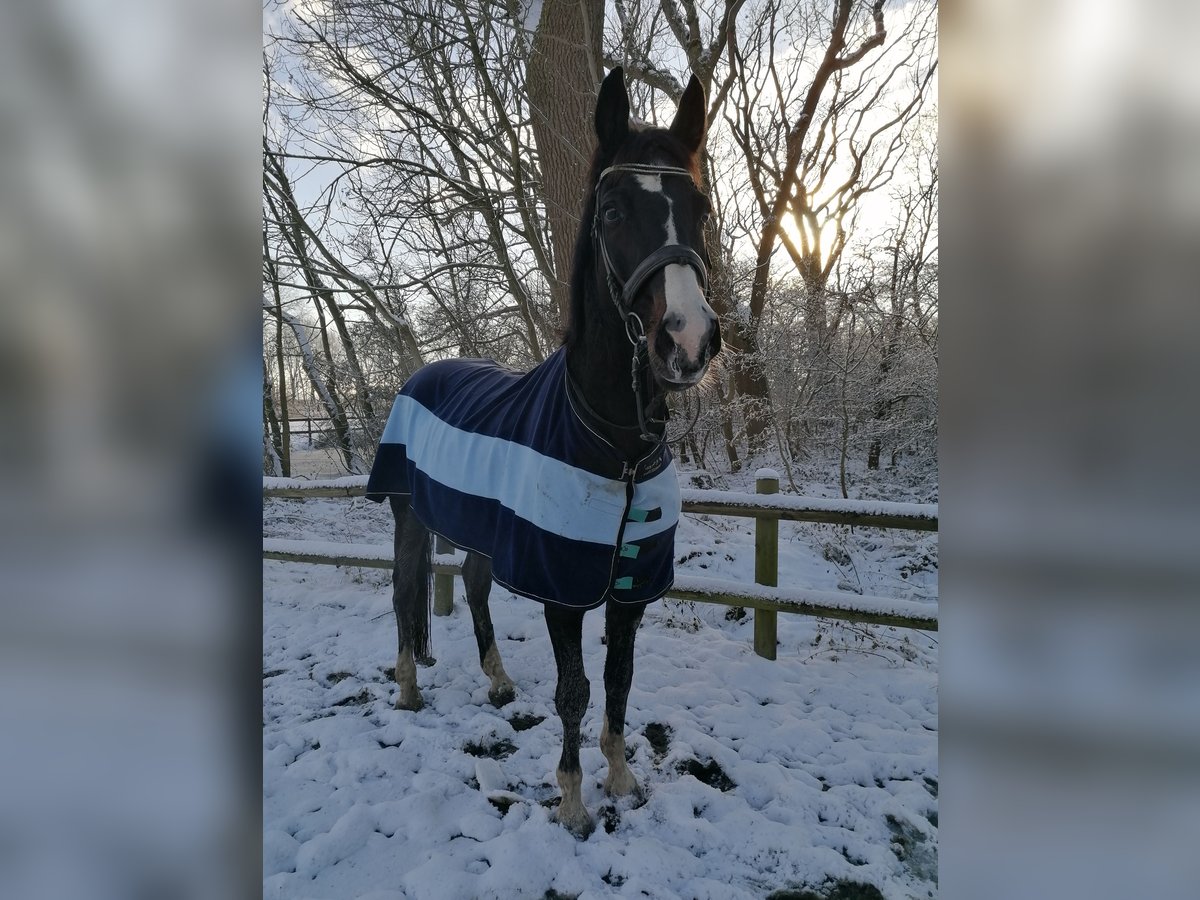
(600, 714, 639, 797)
(554, 767, 594, 836)
(394, 647, 423, 711)
(482, 641, 515, 704)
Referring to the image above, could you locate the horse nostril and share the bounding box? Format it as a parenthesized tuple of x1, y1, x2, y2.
(662, 311, 685, 334)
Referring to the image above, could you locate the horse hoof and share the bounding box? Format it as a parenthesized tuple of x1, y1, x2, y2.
(488, 685, 516, 708)
(603, 769, 641, 799)
(554, 805, 595, 839)
(394, 694, 424, 712)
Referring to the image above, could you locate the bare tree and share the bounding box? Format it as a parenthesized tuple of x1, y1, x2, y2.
(266, 0, 557, 367)
(724, 0, 936, 451)
(865, 124, 938, 469)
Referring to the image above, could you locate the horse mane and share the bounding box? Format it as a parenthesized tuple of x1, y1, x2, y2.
(562, 126, 701, 348)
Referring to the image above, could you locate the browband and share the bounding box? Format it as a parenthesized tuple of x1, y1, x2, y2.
(596, 163, 697, 186)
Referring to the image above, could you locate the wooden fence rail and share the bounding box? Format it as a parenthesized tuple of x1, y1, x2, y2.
(263, 472, 938, 654)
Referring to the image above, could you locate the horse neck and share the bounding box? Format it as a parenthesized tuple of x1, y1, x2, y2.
(565, 275, 665, 462)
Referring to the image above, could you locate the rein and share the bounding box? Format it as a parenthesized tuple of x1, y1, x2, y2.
(591, 163, 709, 445)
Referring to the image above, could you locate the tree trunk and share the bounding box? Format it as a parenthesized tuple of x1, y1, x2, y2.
(263, 362, 284, 476)
(265, 231, 292, 476)
(275, 303, 368, 475)
(866, 332, 896, 470)
(526, 0, 604, 330)
(700, 209, 760, 469)
(715, 377, 743, 473)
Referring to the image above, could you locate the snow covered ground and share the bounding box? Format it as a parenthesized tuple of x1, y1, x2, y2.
(263, 464, 938, 899)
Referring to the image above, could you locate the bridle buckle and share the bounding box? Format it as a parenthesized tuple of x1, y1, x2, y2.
(624, 311, 645, 346)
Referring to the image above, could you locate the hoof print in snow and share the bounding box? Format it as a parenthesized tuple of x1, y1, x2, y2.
(899, 552, 937, 579)
(839, 845, 869, 866)
(463, 738, 517, 759)
(822, 542, 853, 567)
(380, 667, 395, 681)
(886, 814, 937, 883)
(542, 890, 579, 900)
(767, 880, 885, 900)
(922, 775, 938, 798)
(325, 671, 353, 685)
(643, 722, 672, 760)
(508, 713, 545, 732)
(263, 669, 286, 680)
(598, 804, 619, 834)
(333, 688, 372, 707)
(677, 757, 735, 792)
(487, 795, 517, 814)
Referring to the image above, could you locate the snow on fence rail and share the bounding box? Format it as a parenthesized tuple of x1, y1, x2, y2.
(263, 472, 938, 656)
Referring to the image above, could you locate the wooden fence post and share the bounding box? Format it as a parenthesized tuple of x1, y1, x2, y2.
(433, 536, 455, 616)
(753, 469, 779, 659)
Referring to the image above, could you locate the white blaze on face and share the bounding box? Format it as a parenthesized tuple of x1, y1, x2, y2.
(634, 174, 715, 375)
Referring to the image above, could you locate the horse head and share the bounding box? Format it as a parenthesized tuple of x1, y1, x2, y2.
(591, 67, 722, 390)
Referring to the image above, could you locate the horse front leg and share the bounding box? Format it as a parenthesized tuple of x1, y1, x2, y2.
(601, 600, 644, 798)
(544, 605, 593, 837)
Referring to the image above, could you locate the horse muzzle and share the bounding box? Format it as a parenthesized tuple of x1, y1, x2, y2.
(654, 295, 721, 388)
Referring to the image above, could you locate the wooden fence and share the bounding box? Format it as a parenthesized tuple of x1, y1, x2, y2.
(263, 472, 938, 659)
(285, 418, 324, 441)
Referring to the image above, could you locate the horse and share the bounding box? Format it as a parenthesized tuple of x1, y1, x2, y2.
(364, 66, 720, 836)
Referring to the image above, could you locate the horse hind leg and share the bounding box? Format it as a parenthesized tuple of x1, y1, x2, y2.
(389, 497, 432, 712)
(462, 551, 515, 707)
(601, 600, 645, 798)
(545, 605, 594, 837)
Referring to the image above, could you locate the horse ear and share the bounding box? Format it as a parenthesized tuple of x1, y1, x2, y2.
(595, 67, 630, 156)
(669, 74, 706, 155)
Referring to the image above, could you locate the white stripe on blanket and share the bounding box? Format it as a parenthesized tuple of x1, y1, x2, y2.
(380, 394, 679, 546)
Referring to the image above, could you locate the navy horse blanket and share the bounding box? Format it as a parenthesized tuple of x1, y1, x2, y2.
(365, 347, 680, 610)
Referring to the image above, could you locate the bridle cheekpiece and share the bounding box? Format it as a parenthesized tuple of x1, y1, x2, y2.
(590, 163, 710, 444)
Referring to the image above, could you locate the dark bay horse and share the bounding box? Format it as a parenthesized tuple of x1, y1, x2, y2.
(365, 67, 720, 836)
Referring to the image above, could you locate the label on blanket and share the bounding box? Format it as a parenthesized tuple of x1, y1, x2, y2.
(366, 347, 679, 609)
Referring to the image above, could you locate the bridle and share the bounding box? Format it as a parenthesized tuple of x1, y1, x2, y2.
(589, 163, 710, 444)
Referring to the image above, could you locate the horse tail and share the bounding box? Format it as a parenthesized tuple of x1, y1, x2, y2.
(412, 533, 433, 664)
(389, 495, 434, 665)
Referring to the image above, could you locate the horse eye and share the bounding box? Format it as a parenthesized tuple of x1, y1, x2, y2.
(603, 207, 622, 224)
